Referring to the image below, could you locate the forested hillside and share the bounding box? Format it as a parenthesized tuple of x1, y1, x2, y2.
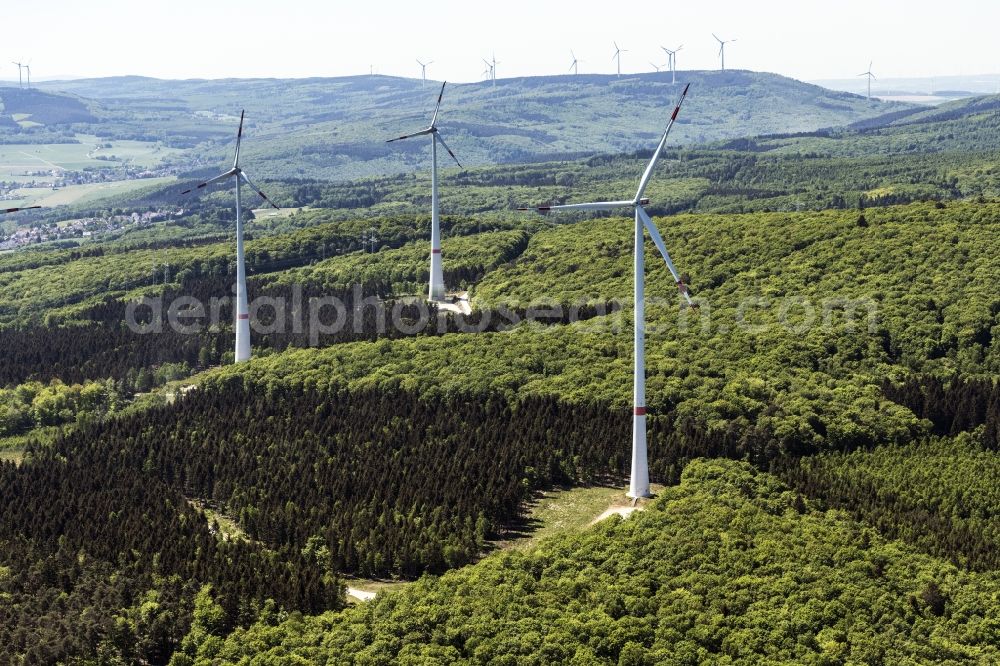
(2, 71, 1000, 663)
(19, 71, 912, 179)
(186, 459, 1000, 664)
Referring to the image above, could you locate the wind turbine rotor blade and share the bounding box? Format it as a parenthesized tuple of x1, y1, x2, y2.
(386, 128, 433, 143)
(634, 82, 691, 201)
(434, 132, 462, 168)
(518, 200, 636, 213)
(870, 73, 877, 80)
(430, 81, 446, 126)
(233, 110, 245, 168)
(637, 207, 694, 305)
(239, 171, 280, 210)
(179, 169, 236, 195)
(2, 206, 42, 214)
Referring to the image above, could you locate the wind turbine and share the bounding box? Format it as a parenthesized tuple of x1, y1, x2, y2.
(662, 45, 682, 85)
(858, 61, 877, 100)
(24, 63, 30, 88)
(612, 42, 628, 77)
(11, 61, 24, 88)
(416, 59, 433, 86)
(490, 52, 499, 85)
(519, 84, 694, 499)
(2, 205, 41, 214)
(180, 111, 279, 363)
(649, 62, 663, 72)
(569, 50, 580, 75)
(482, 59, 494, 81)
(713, 34, 736, 71)
(386, 82, 462, 302)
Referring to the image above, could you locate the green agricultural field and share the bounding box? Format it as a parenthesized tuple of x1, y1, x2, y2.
(0, 134, 180, 180)
(5, 176, 176, 209)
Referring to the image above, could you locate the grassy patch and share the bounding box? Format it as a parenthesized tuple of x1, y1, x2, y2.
(503, 482, 667, 551)
(189, 499, 250, 543)
(0, 448, 24, 466)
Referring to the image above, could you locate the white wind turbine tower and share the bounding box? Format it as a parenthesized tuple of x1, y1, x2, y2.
(520, 84, 694, 499)
(569, 50, 580, 75)
(11, 61, 24, 88)
(713, 34, 736, 71)
(662, 45, 682, 85)
(180, 111, 280, 363)
(24, 63, 30, 88)
(386, 82, 462, 302)
(612, 42, 628, 77)
(416, 59, 433, 86)
(858, 62, 877, 99)
(482, 58, 496, 85)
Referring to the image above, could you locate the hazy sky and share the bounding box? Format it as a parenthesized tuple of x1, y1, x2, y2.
(2, 0, 997, 82)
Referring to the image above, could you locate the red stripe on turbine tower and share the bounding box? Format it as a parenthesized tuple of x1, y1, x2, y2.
(237, 314, 249, 320)
(634, 407, 647, 416)
(431, 248, 441, 254)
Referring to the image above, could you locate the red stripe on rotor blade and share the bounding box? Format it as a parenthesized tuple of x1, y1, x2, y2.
(634, 407, 647, 416)
(537, 207, 551, 211)
(671, 106, 680, 120)
(197, 183, 207, 189)
(676, 282, 689, 293)
(682, 83, 690, 94)
(237, 314, 249, 320)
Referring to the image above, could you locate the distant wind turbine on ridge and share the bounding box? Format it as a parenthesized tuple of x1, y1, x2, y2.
(858, 61, 877, 99)
(612, 42, 628, 77)
(519, 84, 695, 499)
(662, 45, 682, 85)
(386, 82, 462, 302)
(569, 50, 580, 75)
(482, 55, 498, 86)
(713, 34, 736, 71)
(11, 61, 24, 88)
(416, 59, 433, 86)
(179, 111, 280, 363)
